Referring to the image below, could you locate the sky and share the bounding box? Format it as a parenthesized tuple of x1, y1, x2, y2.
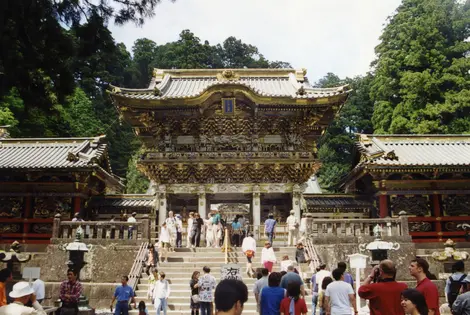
(109, 0, 402, 83)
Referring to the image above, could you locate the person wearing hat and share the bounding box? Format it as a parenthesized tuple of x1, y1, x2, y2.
(71, 213, 84, 222)
(0, 281, 46, 315)
(452, 274, 470, 315)
(286, 210, 299, 246)
(127, 212, 137, 239)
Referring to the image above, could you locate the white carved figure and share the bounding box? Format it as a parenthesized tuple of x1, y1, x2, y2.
(286, 210, 299, 246)
(431, 239, 470, 261)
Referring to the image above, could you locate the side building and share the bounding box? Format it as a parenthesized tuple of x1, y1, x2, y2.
(344, 134, 470, 242)
(0, 136, 123, 244)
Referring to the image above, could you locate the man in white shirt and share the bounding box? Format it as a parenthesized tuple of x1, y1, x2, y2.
(0, 281, 46, 315)
(32, 278, 45, 304)
(153, 272, 171, 315)
(298, 213, 312, 243)
(127, 212, 137, 239)
(286, 210, 299, 246)
(159, 222, 171, 263)
(324, 268, 357, 315)
(241, 233, 257, 276)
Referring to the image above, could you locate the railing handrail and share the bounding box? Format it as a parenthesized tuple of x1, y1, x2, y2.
(224, 228, 228, 264)
(304, 238, 321, 273)
(59, 221, 142, 226)
(128, 242, 148, 304)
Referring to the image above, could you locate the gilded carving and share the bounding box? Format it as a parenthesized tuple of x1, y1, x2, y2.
(31, 224, 53, 234)
(442, 195, 470, 216)
(33, 197, 72, 219)
(409, 222, 432, 232)
(390, 196, 429, 216)
(217, 70, 240, 81)
(0, 197, 23, 218)
(0, 224, 20, 233)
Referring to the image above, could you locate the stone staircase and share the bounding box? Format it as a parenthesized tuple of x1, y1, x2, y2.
(129, 247, 314, 314)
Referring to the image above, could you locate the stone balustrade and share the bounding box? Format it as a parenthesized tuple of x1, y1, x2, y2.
(306, 217, 409, 238)
(51, 214, 150, 244)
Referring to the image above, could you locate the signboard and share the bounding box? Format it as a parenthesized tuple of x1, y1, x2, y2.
(23, 267, 40, 281)
(220, 264, 242, 281)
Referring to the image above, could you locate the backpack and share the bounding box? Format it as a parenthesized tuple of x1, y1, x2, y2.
(448, 274, 467, 307)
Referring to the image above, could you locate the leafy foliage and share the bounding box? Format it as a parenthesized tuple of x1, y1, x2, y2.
(370, 0, 470, 134)
(317, 74, 374, 191)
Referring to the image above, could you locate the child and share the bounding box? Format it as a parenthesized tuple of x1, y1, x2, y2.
(138, 300, 148, 315)
(147, 268, 158, 299)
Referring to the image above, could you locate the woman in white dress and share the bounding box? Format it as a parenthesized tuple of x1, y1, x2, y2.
(186, 212, 194, 248)
(205, 213, 214, 247)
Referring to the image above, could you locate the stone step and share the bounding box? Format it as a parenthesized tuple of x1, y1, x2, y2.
(124, 301, 311, 312)
(167, 247, 297, 252)
(163, 251, 296, 257)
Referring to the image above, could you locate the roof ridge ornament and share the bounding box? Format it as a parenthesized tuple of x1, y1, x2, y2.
(217, 70, 240, 81)
(296, 86, 306, 96)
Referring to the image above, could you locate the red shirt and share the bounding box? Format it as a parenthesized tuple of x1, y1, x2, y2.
(416, 278, 440, 315)
(280, 297, 308, 315)
(358, 280, 408, 315)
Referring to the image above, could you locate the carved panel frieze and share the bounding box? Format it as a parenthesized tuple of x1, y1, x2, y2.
(146, 162, 318, 184)
(0, 197, 23, 218)
(409, 222, 432, 232)
(0, 224, 20, 233)
(33, 197, 72, 219)
(31, 224, 53, 234)
(442, 195, 470, 216)
(390, 195, 430, 216)
(444, 221, 470, 232)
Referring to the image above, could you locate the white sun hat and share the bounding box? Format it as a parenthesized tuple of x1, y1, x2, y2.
(9, 281, 34, 298)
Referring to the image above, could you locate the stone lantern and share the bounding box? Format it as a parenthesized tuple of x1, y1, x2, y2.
(359, 224, 400, 266)
(59, 226, 93, 314)
(0, 241, 32, 279)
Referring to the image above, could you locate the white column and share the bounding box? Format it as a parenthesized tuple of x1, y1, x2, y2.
(252, 187, 261, 227)
(292, 184, 302, 222)
(198, 185, 206, 219)
(253, 186, 261, 238)
(158, 185, 167, 226)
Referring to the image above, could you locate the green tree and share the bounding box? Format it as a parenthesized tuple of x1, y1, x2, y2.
(125, 153, 151, 193)
(317, 74, 374, 191)
(370, 0, 470, 134)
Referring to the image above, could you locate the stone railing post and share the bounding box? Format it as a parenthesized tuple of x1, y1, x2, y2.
(52, 214, 62, 238)
(141, 214, 150, 241)
(399, 215, 409, 236)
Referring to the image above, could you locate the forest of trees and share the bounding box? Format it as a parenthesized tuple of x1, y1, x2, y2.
(1, 0, 469, 192)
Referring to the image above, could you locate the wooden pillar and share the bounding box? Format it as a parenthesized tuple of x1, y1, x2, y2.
(74, 197, 81, 214)
(379, 194, 388, 218)
(432, 194, 442, 234)
(23, 196, 32, 243)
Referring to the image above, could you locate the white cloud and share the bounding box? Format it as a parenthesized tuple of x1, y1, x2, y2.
(109, 0, 401, 82)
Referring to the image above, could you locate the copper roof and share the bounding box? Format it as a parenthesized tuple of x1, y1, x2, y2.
(0, 136, 112, 170)
(93, 195, 155, 208)
(110, 68, 350, 101)
(304, 194, 372, 208)
(356, 134, 470, 167)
